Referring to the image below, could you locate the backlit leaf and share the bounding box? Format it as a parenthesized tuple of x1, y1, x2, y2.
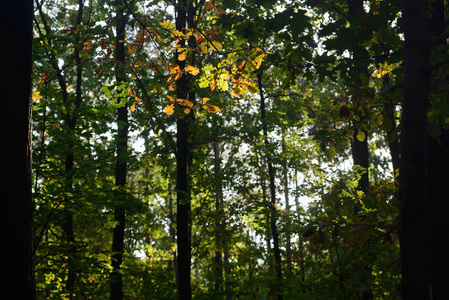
(185, 65, 200, 76)
(164, 104, 174, 114)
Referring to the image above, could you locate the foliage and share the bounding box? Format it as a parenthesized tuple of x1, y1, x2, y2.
(30, 0, 406, 298)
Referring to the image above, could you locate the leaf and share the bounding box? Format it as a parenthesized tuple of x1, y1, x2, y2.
(203, 104, 221, 113)
(202, 97, 210, 104)
(176, 98, 194, 108)
(198, 44, 209, 54)
(169, 64, 181, 75)
(128, 44, 136, 54)
(185, 65, 200, 76)
(178, 51, 187, 61)
(210, 40, 222, 51)
(32, 91, 42, 101)
(164, 104, 175, 114)
(356, 130, 366, 142)
(217, 73, 229, 91)
(159, 20, 175, 30)
(252, 54, 265, 69)
(210, 74, 218, 91)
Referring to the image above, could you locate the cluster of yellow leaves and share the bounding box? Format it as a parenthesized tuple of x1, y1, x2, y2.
(128, 89, 142, 113)
(33, 91, 43, 102)
(164, 96, 221, 115)
(165, 95, 194, 115)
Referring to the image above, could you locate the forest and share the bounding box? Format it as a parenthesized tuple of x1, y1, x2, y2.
(1, 0, 449, 299)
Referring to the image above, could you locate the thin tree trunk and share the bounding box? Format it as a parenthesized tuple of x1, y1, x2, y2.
(399, 0, 432, 298)
(213, 141, 232, 299)
(213, 142, 224, 293)
(282, 133, 292, 269)
(175, 1, 195, 298)
(258, 69, 283, 300)
(111, 2, 128, 299)
(0, 0, 35, 298)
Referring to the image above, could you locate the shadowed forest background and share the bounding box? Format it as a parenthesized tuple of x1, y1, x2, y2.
(2, 0, 449, 299)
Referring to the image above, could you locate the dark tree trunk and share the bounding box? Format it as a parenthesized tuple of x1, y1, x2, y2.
(111, 3, 128, 299)
(399, 0, 432, 298)
(426, 1, 449, 298)
(0, 0, 35, 298)
(258, 70, 283, 300)
(347, 0, 370, 193)
(175, 1, 195, 299)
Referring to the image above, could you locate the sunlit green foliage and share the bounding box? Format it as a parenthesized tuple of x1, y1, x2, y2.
(31, 0, 403, 298)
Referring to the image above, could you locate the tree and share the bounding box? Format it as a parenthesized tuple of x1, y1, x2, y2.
(399, 0, 432, 298)
(174, 0, 195, 298)
(111, 1, 130, 299)
(0, 0, 36, 298)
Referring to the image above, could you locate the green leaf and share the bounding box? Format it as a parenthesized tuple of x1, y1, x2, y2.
(356, 130, 365, 142)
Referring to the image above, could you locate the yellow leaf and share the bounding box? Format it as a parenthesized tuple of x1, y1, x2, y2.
(210, 74, 217, 91)
(202, 97, 210, 104)
(169, 64, 181, 74)
(129, 103, 136, 112)
(198, 44, 209, 54)
(32, 91, 42, 101)
(164, 104, 175, 114)
(171, 30, 185, 38)
(159, 20, 175, 30)
(177, 98, 194, 108)
(178, 51, 187, 61)
(128, 44, 136, 54)
(184, 108, 191, 114)
(185, 65, 200, 76)
(211, 40, 222, 51)
(253, 54, 265, 69)
(203, 104, 221, 113)
(167, 95, 175, 102)
(217, 73, 228, 91)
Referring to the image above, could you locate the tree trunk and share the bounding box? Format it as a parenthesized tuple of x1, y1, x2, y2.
(399, 0, 432, 298)
(111, 3, 128, 299)
(175, 1, 195, 299)
(282, 133, 292, 270)
(0, 0, 35, 298)
(213, 142, 224, 293)
(258, 69, 283, 300)
(426, 1, 449, 298)
(347, 0, 369, 193)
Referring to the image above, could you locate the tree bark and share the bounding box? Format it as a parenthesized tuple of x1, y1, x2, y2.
(347, 0, 370, 193)
(426, 1, 449, 298)
(111, 2, 128, 299)
(0, 0, 35, 298)
(175, 1, 195, 299)
(399, 0, 432, 298)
